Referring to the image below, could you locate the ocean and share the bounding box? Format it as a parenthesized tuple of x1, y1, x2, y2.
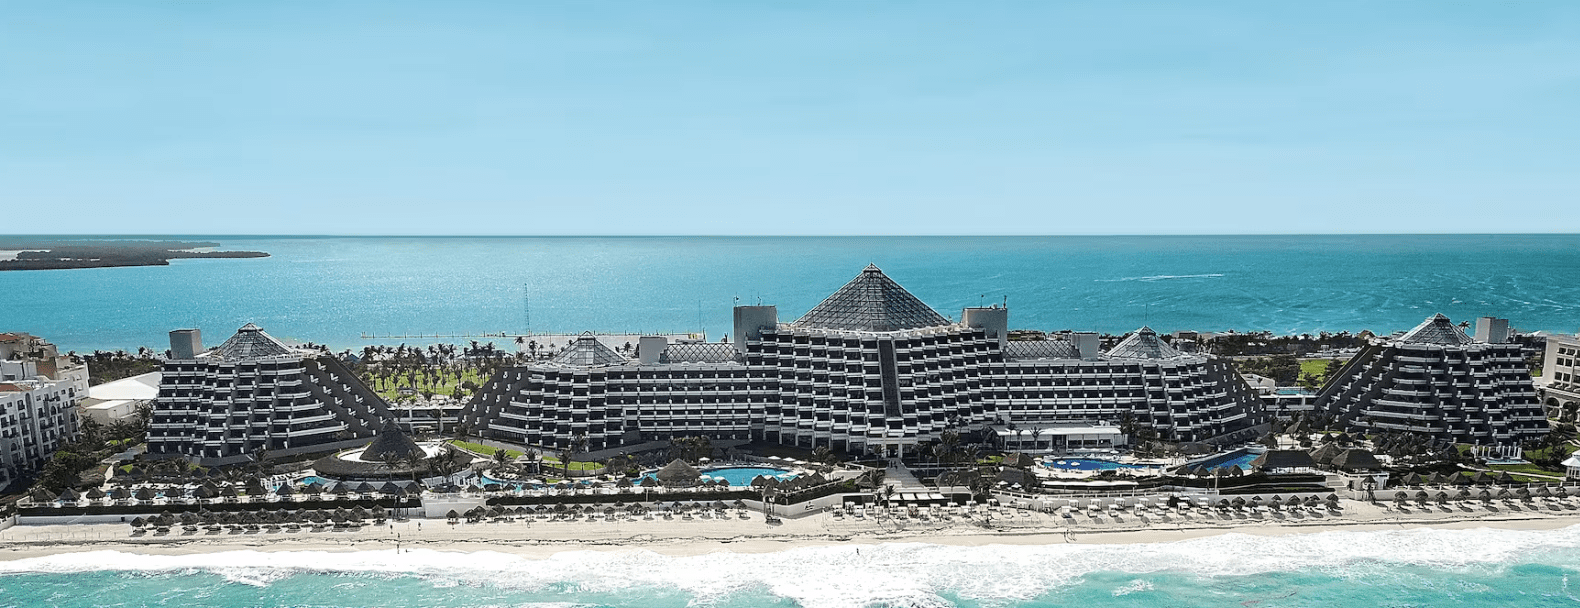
(3, 527, 1580, 607)
(2, 234, 1579, 354)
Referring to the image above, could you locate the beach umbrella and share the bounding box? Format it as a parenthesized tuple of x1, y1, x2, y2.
(304, 482, 325, 494)
(110, 487, 131, 500)
(380, 482, 402, 495)
(130, 517, 147, 528)
(1495, 472, 1515, 485)
(1558, 486, 1570, 498)
(1479, 489, 1493, 503)
(1414, 490, 1429, 504)
(1457, 488, 1472, 500)
(1426, 473, 1445, 486)
(276, 484, 296, 497)
(192, 485, 215, 500)
(58, 488, 80, 502)
(1230, 497, 1246, 507)
(354, 482, 375, 494)
(1435, 492, 1449, 504)
(29, 487, 56, 503)
(331, 483, 352, 496)
(1402, 473, 1423, 486)
(220, 484, 240, 498)
(1393, 491, 1408, 504)
(134, 487, 156, 501)
(86, 487, 107, 500)
(1537, 486, 1553, 498)
(1496, 488, 1512, 500)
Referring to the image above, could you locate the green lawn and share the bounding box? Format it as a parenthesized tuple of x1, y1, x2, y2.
(541, 456, 603, 471)
(445, 440, 522, 460)
(1300, 359, 1341, 385)
(370, 367, 492, 402)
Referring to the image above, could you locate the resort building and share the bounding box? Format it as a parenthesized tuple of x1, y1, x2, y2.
(79, 371, 160, 424)
(1538, 332, 1580, 420)
(1316, 314, 1548, 448)
(0, 333, 87, 490)
(462, 265, 1269, 457)
(147, 324, 396, 466)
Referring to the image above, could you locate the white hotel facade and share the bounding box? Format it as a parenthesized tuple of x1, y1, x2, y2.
(463, 266, 1269, 457)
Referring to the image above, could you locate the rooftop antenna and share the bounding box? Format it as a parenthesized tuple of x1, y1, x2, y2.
(522, 285, 531, 336)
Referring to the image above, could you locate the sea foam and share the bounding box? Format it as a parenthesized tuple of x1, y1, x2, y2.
(4, 526, 1580, 608)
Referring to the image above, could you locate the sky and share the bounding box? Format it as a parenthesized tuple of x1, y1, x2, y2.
(2, 1, 1578, 235)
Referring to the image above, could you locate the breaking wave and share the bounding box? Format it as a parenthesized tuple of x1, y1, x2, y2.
(3, 526, 1580, 608)
(1096, 274, 1226, 282)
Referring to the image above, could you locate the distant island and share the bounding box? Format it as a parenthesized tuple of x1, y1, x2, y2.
(0, 239, 269, 271)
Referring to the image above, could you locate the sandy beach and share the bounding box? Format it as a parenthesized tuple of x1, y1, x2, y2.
(5, 498, 1580, 562)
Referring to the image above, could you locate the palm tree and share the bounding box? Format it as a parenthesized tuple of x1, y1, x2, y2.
(562, 434, 589, 479)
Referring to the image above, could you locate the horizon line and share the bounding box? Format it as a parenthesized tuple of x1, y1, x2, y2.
(4, 232, 1580, 239)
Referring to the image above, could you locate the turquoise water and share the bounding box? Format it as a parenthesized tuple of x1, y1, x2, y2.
(1044, 459, 1151, 472)
(1192, 450, 1262, 471)
(640, 466, 796, 487)
(5, 527, 1580, 607)
(4, 235, 1580, 353)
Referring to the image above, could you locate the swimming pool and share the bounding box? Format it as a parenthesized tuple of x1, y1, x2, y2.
(1042, 459, 1153, 472)
(640, 466, 798, 487)
(1191, 449, 1260, 471)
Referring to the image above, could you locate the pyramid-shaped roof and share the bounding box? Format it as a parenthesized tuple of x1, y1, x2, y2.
(1399, 314, 1474, 345)
(1105, 326, 1185, 359)
(361, 420, 426, 463)
(550, 333, 628, 367)
(213, 323, 293, 360)
(792, 265, 950, 332)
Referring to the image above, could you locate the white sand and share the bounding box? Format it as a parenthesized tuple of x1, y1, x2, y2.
(4, 498, 1578, 561)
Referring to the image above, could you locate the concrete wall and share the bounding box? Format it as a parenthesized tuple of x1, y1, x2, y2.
(732, 306, 778, 353)
(961, 307, 1008, 348)
(169, 329, 203, 359)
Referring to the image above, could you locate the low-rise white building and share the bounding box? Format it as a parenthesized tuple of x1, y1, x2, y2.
(80, 371, 160, 424)
(0, 333, 86, 490)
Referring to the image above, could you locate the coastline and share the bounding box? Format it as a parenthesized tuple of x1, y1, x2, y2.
(6, 499, 1580, 563)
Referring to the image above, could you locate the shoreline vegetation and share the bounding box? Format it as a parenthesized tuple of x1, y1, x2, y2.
(0, 239, 268, 271)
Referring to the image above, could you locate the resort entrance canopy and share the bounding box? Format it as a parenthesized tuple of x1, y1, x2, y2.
(992, 425, 1125, 452)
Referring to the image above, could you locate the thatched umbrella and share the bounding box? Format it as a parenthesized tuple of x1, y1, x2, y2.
(1495, 472, 1515, 485)
(656, 459, 701, 487)
(1402, 473, 1423, 486)
(1496, 488, 1513, 500)
(370, 506, 388, 520)
(58, 488, 80, 502)
(110, 487, 132, 501)
(29, 487, 56, 503)
(86, 487, 107, 500)
(130, 516, 147, 529)
(134, 487, 156, 501)
(331, 483, 352, 496)
(1457, 488, 1472, 501)
(1537, 486, 1553, 498)
(1435, 491, 1449, 504)
(616, 477, 633, 489)
(354, 482, 376, 495)
(380, 482, 402, 495)
(1393, 491, 1408, 504)
(192, 485, 215, 500)
(1479, 489, 1493, 503)
(276, 484, 296, 497)
(1414, 490, 1430, 505)
(304, 482, 325, 494)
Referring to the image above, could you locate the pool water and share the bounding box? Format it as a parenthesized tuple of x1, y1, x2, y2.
(1043, 459, 1152, 472)
(639, 466, 798, 487)
(1191, 449, 1260, 471)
